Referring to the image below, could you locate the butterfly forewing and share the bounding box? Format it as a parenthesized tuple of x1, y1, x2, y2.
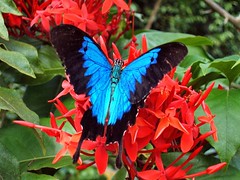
(50, 25, 111, 96)
(120, 43, 188, 104)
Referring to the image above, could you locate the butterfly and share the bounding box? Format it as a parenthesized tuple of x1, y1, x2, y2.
(50, 24, 188, 167)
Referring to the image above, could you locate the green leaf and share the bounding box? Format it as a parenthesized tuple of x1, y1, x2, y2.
(231, 148, 240, 171)
(0, 13, 9, 40)
(0, 38, 42, 74)
(23, 76, 63, 117)
(0, 125, 43, 173)
(21, 172, 57, 180)
(0, 87, 39, 123)
(204, 89, 240, 165)
(138, 32, 211, 59)
(0, 143, 20, 180)
(176, 36, 213, 46)
(38, 45, 63, 70)
(112, 167, 126, 180)
(136, 31, 194, 48)
(20, 45, 64, 85)
(0, 124, 67, 175)
(0, 48, 36, 78)
(0, 0, 22, 15)
(209, 55, 240, 84)
(189, 72, 223, 89)
(20, 156, 72, 172)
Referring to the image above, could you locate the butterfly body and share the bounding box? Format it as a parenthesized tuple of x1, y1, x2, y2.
(50, 24, 188, 165)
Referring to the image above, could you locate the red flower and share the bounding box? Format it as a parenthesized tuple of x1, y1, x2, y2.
(4, 0, 132, 42)
(77, 136, 118, 174)
(102, 0, 129, 14)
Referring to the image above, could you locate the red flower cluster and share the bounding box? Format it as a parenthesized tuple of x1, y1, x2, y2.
(4, 0, 131, 40)
(14, 35, 226, 178)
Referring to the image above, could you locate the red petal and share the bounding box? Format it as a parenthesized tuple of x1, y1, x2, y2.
(52, 146, 68, 164)
(181, 130, 194, 152)
(86, 20, 99, 31)
(80, 3, 88, 16)
(137, 170, 165, 180)
(154, 117, 169, 139)
(95, 145, 108, 174)
(181, 67, 192, 86)
(41, 14, 50, 32)
(112, 43, 121, 60)
(14, 120, 36, 128)
(141, 35, 148, 53)
(102, 0, 113, 14)
(82, 140, 98, 150)
(169, 117, 189, 134)
(99, 36, 111, 64)
(206, 162, 227, 174)
(124, 132, 138, 161)
(196, 82, 214, 107)
(128, 124, 139, 143)
(113, 0, 129, 10)
(50, 113, 58, 129)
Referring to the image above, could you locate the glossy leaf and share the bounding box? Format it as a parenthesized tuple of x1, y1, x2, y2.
(0, 48, 35, 78)
(209, 55, 240, 84)
(0, 87, 39, 123)
(176, 36, 213, 46)
(0, 124, 70, 177)
(21, 172, 57, 180)
(203, 89, 240, 164)
(23, 76, 63, 117)
(137, 31, 212, 47)
(0, 38, 42, 74)
(0, 0, 22, 15)
(112, 167, 127, 180)
(0, 143, 20, 180)
(0, 13, 9, 40)
(189, 72, 224, 89)
(20, 156, 72, 172)
(20, 45, 64, 85)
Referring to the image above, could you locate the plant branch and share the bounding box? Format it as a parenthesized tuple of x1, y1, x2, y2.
(145, 0, 162, 30)
(204, 0, 240, 31)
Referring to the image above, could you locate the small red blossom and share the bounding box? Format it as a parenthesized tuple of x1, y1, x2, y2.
(102, 0, 129, 14)
(4, 0, 132, 43)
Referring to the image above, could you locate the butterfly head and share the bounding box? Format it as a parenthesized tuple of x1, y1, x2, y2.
(113, 59, 124, 69)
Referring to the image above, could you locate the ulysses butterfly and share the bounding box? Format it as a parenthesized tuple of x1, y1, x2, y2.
(50, 24, 188, 167)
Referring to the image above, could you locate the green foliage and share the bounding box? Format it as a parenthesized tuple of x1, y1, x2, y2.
(0, 87, 39, 123)
(0, 0, 22, 40)
(134, 0, 240, 58)
(204, 89, 240, 164)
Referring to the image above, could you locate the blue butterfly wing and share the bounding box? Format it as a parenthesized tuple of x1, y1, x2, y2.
(120, 43, 188, 104)
(50, 24, 112, 125)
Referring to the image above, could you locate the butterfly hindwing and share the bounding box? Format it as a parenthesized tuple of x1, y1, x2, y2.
(120, 43, 188, 104)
